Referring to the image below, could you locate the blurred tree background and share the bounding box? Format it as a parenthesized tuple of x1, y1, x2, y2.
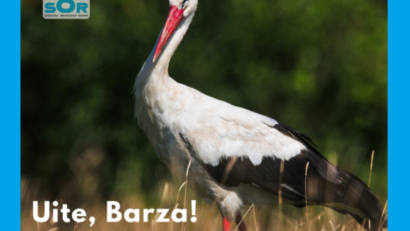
(21, 0, 387, 214)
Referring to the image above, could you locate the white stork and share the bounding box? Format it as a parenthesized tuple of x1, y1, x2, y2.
(133, 0, 387, 230)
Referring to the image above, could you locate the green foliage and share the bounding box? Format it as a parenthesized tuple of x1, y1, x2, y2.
(21, 0, 387, 203)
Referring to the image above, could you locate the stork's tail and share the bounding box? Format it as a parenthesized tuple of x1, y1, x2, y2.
(305, 165, 387, 231)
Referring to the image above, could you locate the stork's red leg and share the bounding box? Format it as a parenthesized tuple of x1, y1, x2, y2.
(235, 212, 248, 231)
(222, 216, 230, 231)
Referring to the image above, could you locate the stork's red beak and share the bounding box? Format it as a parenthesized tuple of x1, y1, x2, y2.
(153, 6, 185, 62)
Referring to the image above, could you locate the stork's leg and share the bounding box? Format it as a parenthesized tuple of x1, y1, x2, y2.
(222, 216, 230, 231)
(235, 212, 248, 231)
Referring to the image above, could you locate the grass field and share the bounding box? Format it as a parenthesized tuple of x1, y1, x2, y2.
(21, 177, 387, 231)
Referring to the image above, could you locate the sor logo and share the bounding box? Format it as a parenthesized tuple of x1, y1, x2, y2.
(43, 0, 90, 19)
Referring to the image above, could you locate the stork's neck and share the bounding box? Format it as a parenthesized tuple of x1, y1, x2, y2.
(143, 14, 195, 79)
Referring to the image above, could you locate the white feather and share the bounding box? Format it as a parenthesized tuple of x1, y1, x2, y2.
(136, 76, 306, 167)
(133, 2, 307, 219)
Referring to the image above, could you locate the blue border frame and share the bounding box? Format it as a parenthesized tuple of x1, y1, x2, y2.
(0, 0, 20, 228)
(0, 0, 405, 229)
(388, 0, 410, 230)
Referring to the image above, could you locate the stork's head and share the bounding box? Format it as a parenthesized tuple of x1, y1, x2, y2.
(153, 0, 198, 62)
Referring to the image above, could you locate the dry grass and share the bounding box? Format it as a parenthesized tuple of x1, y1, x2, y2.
(21, 151, 387, 231)
(21, 179, 387, 231)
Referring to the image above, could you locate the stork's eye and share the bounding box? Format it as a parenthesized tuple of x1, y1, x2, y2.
(183, 0, 189, 7)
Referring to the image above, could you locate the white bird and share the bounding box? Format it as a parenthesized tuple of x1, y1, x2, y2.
(134, 1, 387, 230)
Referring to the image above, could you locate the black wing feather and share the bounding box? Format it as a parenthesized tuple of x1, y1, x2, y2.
(272, 122, 342, 184)
(197, 122, 386, 231)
